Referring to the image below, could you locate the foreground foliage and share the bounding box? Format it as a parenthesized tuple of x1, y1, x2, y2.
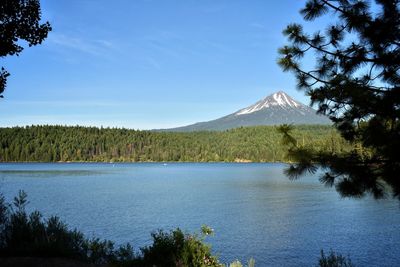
(0, 191, 356, 266)
(0, 0, 51, 97)
(318, 250, 354, 267)
(0, 125, 348, 163)
(278, 0, 400, 200)
(0, 191, 255, 266)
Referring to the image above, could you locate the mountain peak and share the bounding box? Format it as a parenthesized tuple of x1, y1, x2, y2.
(235, 91, 301, 115)
(271, 91, 300, 108)
(161, 90, 330, 132)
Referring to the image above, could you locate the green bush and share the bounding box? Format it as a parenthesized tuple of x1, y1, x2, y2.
(318, 249, 354, 267)
(0, 191, 245, 266)
(141, 226, 221, 267)
(1, 191, 362, 267)
(0, 190, 89, 260)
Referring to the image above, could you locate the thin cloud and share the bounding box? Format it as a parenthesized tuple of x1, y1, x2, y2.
(249, 22, 266, 30)
(200, 40, 236, 53)
(48, 33, 116, 58)
(7, 100, 129, 108)
(143, 31, 185, 59)
(142, 30, 236, 63)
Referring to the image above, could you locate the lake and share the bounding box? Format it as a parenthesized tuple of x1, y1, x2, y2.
(0, 163, 399, 266)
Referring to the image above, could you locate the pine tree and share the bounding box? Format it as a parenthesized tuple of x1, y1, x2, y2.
(278, 0, 400, 199)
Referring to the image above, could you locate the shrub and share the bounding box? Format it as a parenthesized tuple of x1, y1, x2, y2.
(141, 226, 221, 267)
(0, 190, 89, 259)
(0, 191, 231, 266)
(318, 249, 354, 267)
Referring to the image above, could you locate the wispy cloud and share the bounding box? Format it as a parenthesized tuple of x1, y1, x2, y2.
(143, 31, 186, 59)
(199, 40, 236, 53)
(48, 33, 117, 58)
(7, 100, 129, 108)
(140, 30, 237, 67)
(249, 22, 266, 30)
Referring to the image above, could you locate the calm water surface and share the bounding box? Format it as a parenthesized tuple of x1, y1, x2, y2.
(0, 163, 399, 266)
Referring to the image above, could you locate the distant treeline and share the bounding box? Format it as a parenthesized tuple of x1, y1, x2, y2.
(0, 125, 349, 162)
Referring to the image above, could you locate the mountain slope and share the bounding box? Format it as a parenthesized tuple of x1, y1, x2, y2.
(164, 91, 331, 132)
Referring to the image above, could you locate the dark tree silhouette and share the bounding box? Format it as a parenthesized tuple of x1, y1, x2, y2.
(278, 0, 400, 199)
(0, 0, 51, 98)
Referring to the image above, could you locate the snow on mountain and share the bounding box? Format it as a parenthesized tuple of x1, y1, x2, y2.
(236, 91, 301, 115)
(161, 91, 331, 132)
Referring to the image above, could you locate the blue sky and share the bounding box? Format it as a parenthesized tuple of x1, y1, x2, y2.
(1, 0, 325, 129)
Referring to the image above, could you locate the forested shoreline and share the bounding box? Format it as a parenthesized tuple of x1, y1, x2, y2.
(0, 125, 349, 163)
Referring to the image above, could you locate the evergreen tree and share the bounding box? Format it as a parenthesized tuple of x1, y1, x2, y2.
(0, 125, 348, 163)
(278, 0, 400, 199)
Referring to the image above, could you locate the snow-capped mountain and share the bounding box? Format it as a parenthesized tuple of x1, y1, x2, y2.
(163, 91, 331, 132)
(235, 91, 306, 115)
